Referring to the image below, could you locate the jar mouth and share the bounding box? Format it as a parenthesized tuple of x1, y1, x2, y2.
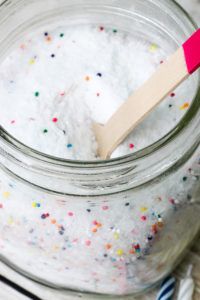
(0, 0, 199, 169)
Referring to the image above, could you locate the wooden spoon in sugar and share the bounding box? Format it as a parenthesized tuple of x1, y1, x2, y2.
(94, 29, 200, 159)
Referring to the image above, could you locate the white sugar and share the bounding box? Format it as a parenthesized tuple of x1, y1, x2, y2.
(0, 25, 194, 160)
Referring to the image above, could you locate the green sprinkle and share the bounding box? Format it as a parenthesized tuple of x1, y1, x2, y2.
(35, 91, 40, 97)
(43, 129, 48, 133)
(113, 29, 118, 33)
(60, 33, 64, 37)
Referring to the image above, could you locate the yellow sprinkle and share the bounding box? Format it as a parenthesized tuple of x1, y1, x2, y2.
(116, 249, 124, 256)
(114, 232, 119, 240)
(32, 202, 37, 208)
(140, 207, 148, 212)
(29, 58, 35, 65)
(8, 216, 14, 225)
(149, 43, 158, 52)
(180, 102, 190, 110)
(158, 221, 164, 228)
(3, 191, 10, 198)
(53, 245, 59, 251)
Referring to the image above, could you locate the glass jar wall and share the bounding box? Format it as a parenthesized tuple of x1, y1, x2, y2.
(0, 0, 200, 298)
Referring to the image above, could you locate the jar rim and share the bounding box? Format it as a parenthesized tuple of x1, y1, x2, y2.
(0, 0, 199, 170)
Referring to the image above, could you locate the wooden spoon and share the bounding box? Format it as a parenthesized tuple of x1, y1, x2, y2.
(94, 29, 200, 159)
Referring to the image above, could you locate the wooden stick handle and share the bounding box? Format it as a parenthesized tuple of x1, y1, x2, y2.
(96, 48, 188, 159)
(95, 29, 200, 159)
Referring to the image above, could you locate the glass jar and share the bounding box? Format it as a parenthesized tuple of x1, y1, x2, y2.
(0, 0, 200, 298)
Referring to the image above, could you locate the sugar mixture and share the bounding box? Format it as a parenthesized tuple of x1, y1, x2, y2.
(0, 25, 194, 160)
(0, 23, 200, 296)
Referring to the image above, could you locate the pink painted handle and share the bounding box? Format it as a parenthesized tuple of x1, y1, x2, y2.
(183, 29, 200, 74)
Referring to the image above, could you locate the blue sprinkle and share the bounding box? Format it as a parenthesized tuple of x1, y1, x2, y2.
(67, 144, 73, 148)
(111, 257, 117, 262)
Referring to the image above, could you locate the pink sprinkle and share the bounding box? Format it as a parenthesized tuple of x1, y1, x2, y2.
(169, 198, 175, 205)
(11, 120, 15, 124)
(170, 92, 175, 97)
(129, 143, 135, 149)
(52, 117, 58, 123)
(160, 60, 164, 64)
(96, 93, 100, 97)
(99, 26, 104, 31)
(0, 204, 3, 209)
(73, 238, 78, 243)
(60, 92, 65, 96)
(85, 240, 91, 246)
(68, 212, 74, 217)
(102, 206, 109, 210)
(141, 216, 147, 221)
(93, 220, 98, 225)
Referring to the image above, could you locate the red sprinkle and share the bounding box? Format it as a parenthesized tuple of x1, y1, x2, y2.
(170, 92, 175, 97)
(52, 117, 58, 123)
(141, 216, 147, 221)
(160, 60, 164, 64)
(96, 93, 100, 97)
(11, 120, 15, 124)
(60, 92, 65, 96)
(134, 243, 140, 250)
(102, 206, 109, 210)
(129, 143, 135, 149)
(0, 204, 3, 208)
(68, 212, 74, 217)
(99, 26, 104, 31)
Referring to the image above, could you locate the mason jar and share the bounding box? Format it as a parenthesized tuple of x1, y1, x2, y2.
(0, 0, 199, 298)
